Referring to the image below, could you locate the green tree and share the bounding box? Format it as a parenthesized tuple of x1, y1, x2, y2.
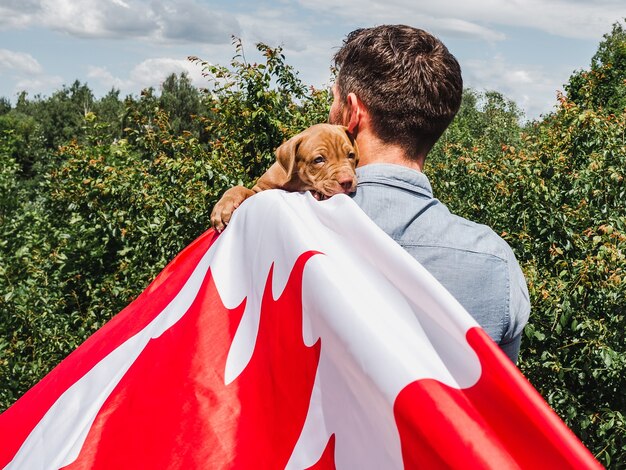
(0, 98, 11, 115)
(92, 88, 125, 142)
(428, 89, 523, 224)
(0, 136, 20, 220)
(6, 30, 624, 466)
(0, 112, 46, 178)
(429, 63, 626, 469)
(158, 73, 201, 135)
(190, 37, 331, 180)
(0, 39, 331, 413)
(566, 19, 626, 113)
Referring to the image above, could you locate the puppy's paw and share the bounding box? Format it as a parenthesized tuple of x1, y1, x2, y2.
(210, 199, 236, 233)
(211, 186, 254, 232)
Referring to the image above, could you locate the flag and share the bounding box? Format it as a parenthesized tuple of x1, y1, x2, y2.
(0, 190, 601, 469)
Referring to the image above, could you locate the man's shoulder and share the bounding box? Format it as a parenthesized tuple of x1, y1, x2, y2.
(392, 200, 513, 262)
(352, 164, 518, 261)
(437, 211, 516, 261)
(353, 174, 530, 351)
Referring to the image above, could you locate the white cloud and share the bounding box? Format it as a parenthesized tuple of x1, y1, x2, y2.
(295, 0, 507, 41)
(0, 49, 63, 99)
(152, 0, 241, 43)
(129, 58, 206, 89)
(0, 49, 43, 74)
(0, 0, 40, 28)
(463, 55, 564, 118)
(236, 7, 314, 52)
(296, 0, 623, 40)
(15, 75, 64, 96)
(87, 65, 132, 90)
(2, 0, 621, 43)
(430, 18, 505, 42)
(87, 57, 208, 95)
(0, 0, 240, 44)
(0, 0, 619, 117)
(38, 0, 166, 39)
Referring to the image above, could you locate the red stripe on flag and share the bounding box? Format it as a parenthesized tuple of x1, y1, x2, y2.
(0, 229, 219, 468)
(394, 327, 602, 469)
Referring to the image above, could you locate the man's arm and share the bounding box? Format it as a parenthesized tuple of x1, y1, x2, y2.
(501, 249, 531, 364)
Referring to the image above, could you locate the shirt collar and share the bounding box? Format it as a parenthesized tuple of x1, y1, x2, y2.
(356, 163, 433, 198)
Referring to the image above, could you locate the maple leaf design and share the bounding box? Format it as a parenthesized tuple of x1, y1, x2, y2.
(63, 251, 323, 469)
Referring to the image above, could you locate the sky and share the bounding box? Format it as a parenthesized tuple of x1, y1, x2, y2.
(0, 0, 623, 120)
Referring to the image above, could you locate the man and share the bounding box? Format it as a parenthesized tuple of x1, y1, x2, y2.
(329, 25, 530, 363)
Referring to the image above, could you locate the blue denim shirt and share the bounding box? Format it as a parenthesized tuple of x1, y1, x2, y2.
(352, 164, 530, 363)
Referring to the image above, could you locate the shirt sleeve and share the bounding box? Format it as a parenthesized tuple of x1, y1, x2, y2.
(502, 248, 531, 353)
(499, 333, 522, 363)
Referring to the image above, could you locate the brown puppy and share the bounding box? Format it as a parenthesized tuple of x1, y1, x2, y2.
(211, 123, 359, 232)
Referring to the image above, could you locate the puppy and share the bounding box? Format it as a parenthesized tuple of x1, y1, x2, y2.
(211, 123, 359, 232)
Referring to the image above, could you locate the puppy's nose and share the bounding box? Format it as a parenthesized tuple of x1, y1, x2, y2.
(339, 177, 356, 192)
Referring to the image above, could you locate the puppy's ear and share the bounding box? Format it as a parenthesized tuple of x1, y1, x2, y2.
(275, 132, 304, 176)
(341, 125, 359, 160)
(341, 125, 356, 145)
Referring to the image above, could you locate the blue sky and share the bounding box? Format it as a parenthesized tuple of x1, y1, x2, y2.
(0, 0, 623, 119)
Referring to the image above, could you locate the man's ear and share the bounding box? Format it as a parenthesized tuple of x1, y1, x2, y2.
(345, 92, 362, 135)
(275, 131, 304, 176)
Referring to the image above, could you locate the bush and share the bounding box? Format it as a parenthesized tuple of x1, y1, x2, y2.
(0, 39, 330, 412)
(1, 31, 625, 467)
(429, 91, 626, 466)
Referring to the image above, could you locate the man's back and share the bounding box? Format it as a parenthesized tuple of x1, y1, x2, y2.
(352, 163, 530, 362)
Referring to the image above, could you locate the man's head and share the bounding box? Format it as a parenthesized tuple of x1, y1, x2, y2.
(330, 25, 462, 161)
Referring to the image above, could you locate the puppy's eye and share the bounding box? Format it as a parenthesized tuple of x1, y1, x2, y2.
(313, 155, 325, 164)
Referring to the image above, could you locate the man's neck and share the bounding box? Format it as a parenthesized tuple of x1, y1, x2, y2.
(355, 135, 424, 172)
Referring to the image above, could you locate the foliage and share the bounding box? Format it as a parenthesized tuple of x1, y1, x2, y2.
(0, 98, 11, 115)
(15, 81, 95, 151)
(158, 73, 202, 136)
(190, 37, 331, 179)
(517, 99, 626, 466)
(429, 89, 524, 223)
(429, 69, 626, 467)
(92, 88, 126, 141)
(566, 19, 626, 114)
(1, 30, 625, 467)
(0, 139, 20, 220)
(0, 112, 47, 178)
(0, 39, 329, 413)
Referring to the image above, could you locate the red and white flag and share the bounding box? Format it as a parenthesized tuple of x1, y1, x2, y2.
(0, 190, 601, 469)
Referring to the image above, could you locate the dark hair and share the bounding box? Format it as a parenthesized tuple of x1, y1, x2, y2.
(333, 25, 463, 158)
